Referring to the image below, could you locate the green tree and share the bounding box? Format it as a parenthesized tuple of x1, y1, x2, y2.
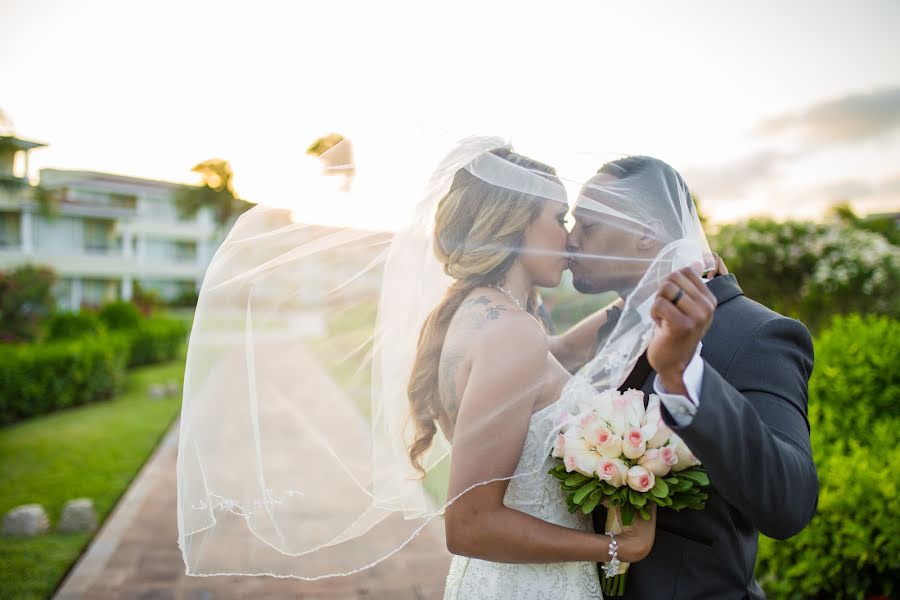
(0, 264, 57, 342)
(176, 158, 253, 230)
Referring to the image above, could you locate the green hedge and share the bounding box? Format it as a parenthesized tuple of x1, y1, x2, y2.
(0, 335, 129, 425)
(98, 300, 143, 330)
(808, 314, 899, 438)
(755, 314, 900, 598)
(0, 313, 187, 424)
(126, 318, 187, 367)
(45, 311, 106, 341)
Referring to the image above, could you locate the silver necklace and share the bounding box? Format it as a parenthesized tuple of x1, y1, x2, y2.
(491, 284, 524, 311)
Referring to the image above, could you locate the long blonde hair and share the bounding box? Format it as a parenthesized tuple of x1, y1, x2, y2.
(407, 148, 559, 476)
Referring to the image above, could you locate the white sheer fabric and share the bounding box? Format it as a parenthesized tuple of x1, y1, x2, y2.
(176, 134, 714, 580)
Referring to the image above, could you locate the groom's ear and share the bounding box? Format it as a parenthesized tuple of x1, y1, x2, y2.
(637, 219, 663, 250)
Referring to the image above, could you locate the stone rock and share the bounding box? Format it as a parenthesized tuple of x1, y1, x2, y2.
(57, 498, 97, 533)
(165, 381, 181, 396)
(149, 384, 166, 399)
(2, 504, 50, 536)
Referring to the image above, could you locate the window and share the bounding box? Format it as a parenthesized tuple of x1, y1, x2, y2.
(174, 240, 197, 261)
(108, 192, 137, 209)
(83, 218, 116, 253)
(82, 278, 117, 306)
(0, 211, 21, 248)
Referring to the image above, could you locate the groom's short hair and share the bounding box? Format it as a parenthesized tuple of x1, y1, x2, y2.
(579, 155, 697, 242)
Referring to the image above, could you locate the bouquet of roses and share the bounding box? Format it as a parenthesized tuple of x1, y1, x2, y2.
(549, 388, 710, 597)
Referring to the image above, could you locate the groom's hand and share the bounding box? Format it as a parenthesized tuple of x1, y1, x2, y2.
(647, 264, 717, 396)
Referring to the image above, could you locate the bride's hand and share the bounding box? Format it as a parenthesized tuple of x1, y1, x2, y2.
(612, 504, 657, 563)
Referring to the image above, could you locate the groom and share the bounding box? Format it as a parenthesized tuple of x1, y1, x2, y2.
(565, 156, 818, 599)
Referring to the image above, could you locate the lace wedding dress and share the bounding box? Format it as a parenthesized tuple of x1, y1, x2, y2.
(443, 376, 603, 599)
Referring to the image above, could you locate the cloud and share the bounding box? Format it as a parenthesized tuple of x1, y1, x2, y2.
(681, 149, 788, 199)
(754, 86, 900, 143)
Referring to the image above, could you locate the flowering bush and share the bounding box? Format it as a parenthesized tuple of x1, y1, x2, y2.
(713, 219, 899, 329)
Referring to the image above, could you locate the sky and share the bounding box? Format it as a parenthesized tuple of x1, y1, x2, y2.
(1, 0, 899, 230)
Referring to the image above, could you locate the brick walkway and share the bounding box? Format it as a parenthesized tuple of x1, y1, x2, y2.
(53, 344, 451, 600)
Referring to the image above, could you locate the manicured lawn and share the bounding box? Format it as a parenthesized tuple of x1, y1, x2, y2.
(0, 357, 185, 600)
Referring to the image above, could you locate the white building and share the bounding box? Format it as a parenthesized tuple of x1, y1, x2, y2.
(0, 134, 222, 309)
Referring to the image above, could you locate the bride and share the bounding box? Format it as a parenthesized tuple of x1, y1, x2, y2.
(176, 134, 713, 598)
(405, 145, 655, 599)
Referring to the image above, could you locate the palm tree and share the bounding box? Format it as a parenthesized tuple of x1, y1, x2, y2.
(176, 158, 252, 230)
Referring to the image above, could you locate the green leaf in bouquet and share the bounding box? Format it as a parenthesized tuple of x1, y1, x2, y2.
(621, 502, 635, 526)
(564, 472, 591, 487)
(678, 469, 710, 487)
(629, 489, 647, 507)
(672, 479, 694, 493)
(651, 494, 673, 507)
(581, 490, 602, 514)
(573, 481, 598, 504)
(639, 506, 651, 520)
(549, 465, 569, 480)
(650, 478, 669, 498)
(599, 481, 617, 495)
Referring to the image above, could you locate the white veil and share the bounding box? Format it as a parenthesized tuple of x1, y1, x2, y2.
(176, 134, 714, 579)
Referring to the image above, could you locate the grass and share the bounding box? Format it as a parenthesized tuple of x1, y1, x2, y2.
(0, 355, 185, 600)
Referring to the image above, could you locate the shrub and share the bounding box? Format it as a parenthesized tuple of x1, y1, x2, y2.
(713, 219, 899, 331)
(0, 264, 57, 343)
(807, 314, 899, 440)
(756, 421, 900, 599)
(755, 315, 900, 598)
(44, 310, 106, 341)
(0, 334, 129, 424)
(126, 317, 186, 367)
(98, 300, 142, 331)
(132, 280, 164, 315)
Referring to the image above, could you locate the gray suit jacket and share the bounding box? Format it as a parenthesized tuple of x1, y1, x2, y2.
(591, 273, 818, 599)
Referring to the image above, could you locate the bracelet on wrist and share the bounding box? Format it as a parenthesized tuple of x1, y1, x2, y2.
(602, 531, 621, 577)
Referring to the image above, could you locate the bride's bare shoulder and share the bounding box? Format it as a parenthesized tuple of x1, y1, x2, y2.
(454, 291, 548, 364)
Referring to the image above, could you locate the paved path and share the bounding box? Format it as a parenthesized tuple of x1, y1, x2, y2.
(53, 343, 451, 600)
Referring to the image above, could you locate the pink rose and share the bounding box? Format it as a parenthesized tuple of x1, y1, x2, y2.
(626, 465, 656, 493)
(584, 420, 624, 458)
(597, 458, 629, 487)
(661, 446, 679, 467)
(621, 426, 647, 460)
(638, 447, 678, 476)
